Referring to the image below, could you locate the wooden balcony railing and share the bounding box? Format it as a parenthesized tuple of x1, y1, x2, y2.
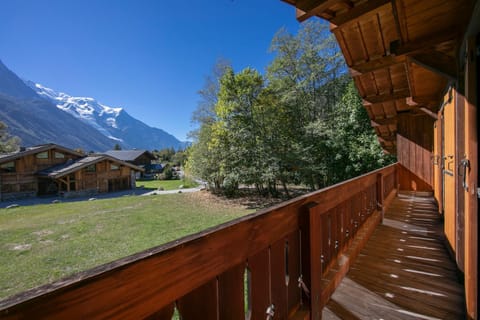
(0, 164, 398, 320)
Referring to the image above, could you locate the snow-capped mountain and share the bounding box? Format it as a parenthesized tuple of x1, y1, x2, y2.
(0, 58, 186, 151)
(27, 82, 124, 142)
(0, 59, 116, 151)
(24, 81, 187, 151)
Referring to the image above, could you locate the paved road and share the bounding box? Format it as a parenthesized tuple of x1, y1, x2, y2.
(0, 185, 206, 209)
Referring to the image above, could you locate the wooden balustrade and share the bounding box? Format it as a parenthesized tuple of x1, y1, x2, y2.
(0, 164, 398, 320)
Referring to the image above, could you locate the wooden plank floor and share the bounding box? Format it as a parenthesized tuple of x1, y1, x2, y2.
(323, 192, 465, 319)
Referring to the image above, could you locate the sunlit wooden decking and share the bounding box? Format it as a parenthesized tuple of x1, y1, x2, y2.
(323, 192, 465, 319)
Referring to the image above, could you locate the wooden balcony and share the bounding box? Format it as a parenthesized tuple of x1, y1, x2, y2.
(323, 192, 465, 319)
(0, 163, 464, 319)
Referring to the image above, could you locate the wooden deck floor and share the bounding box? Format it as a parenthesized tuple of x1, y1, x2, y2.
(323, 192, 465, 319)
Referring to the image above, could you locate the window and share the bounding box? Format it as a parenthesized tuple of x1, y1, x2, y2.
(0, 161, 15, 173)
(110, 163, 120, 171)
(85, 164, 96, 173)
(36, 151, 48, 159)
(54, 152, 65, 159)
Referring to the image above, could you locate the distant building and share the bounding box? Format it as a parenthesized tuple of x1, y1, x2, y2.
(0, 144, 144, 201)
(104, 150, 160, 179)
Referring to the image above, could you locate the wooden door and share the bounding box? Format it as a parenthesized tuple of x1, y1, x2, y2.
(442, 91, 456, 254)
(433, 120, 443, 213)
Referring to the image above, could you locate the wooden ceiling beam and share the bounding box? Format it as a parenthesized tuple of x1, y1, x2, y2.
(417, 107, 438, 120)
(363, 88, 410, 104)
(295, 0, 333, 22)
(391, 0, 408, 44)
(349, 55, 406, 76)
(409, 52, 457, 81)
(407, 95, 441, 109)
(382, 146, 396, 154)
(378, 135, 396, 143)
(390, 30, 459, 56)
(371, 117, 397, 127)
(406, 97, 439, 119)
(295, 0, 353, 22)
(330, 0, 391, 28)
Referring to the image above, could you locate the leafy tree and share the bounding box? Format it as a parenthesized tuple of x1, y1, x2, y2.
(0, 122, 20, 153)
(154, 148, 176, 162)
(113, 143, 122, 150)
(172, 150, 187, 167)
(186, 59, 232, 190)
(187, 20, 393, 197)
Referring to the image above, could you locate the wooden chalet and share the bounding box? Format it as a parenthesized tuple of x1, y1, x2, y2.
(103, 149, 156, 167)
(37, 154, 143, 196)
(0, 144, 143, 200)
(104, 149, 157, 178)
(0, 144, 83, 200)
(0, 1, 478, 319)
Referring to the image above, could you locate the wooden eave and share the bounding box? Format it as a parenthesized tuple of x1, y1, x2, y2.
(284, 0, 474, 153)
(37, 155, 144, 179)
(0, 143, 84, 164)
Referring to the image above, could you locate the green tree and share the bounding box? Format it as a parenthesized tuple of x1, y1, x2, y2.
(188, 20, 393, 197)
(186, 59, 231, 190)
(0, 122, 20, 153)
(113, 143, 122, 150)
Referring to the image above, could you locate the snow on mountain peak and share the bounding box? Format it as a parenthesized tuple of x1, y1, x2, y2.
(26, 81, 124, 139)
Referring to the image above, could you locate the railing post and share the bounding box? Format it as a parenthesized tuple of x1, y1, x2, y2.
(394, 163, 400, 195)
(303, 202, 322, 320)
(377, 173, 384, 223)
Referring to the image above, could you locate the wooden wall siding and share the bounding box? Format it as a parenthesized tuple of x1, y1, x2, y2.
(396, 113, 434, 190)
(0, 164, 398, 320)
(79, 161, 132, 193)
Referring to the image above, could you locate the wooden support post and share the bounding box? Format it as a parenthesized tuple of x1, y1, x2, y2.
(395, 163, 400, 194)
(376, 173, 384, 223)
(306, 202, 322, 320)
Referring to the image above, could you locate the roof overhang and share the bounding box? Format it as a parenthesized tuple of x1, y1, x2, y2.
(37, 155, 145, 179)
(282, 0, 475, 154)
(0, 143, 84, 164)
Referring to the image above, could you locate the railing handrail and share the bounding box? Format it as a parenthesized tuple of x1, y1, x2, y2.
(0, 163, 398, 319)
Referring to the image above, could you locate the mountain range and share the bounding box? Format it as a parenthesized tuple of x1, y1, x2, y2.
(0, 59, 187, 152)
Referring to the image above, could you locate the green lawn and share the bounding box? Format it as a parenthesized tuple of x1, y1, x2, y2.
(0, 192, 252, 301)
(136, 178, 198, 190)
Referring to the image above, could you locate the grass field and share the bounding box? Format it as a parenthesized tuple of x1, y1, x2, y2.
(136, 178, 198, 190)
(0, 191, 253, 301)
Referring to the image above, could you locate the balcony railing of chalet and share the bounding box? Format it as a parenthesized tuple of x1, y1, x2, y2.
(0, 164, 398, 320)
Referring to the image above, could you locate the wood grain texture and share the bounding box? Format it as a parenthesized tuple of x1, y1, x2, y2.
(324, 192, 465, 319)
(0, 164, 398, 319)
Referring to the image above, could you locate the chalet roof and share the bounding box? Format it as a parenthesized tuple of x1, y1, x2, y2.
(103, 150, 156, 162)
(37, 155, 144, 179)
(0, 144, 84, 164)
(283, 0, 473, 154)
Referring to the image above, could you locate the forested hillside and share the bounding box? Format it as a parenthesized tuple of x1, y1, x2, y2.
(187, 21, 395, 197)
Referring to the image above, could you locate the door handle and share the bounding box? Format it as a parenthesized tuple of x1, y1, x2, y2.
(459, 158, 470, 191)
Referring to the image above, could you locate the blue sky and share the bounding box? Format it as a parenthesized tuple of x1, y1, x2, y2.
(0, 0, 302, 141)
